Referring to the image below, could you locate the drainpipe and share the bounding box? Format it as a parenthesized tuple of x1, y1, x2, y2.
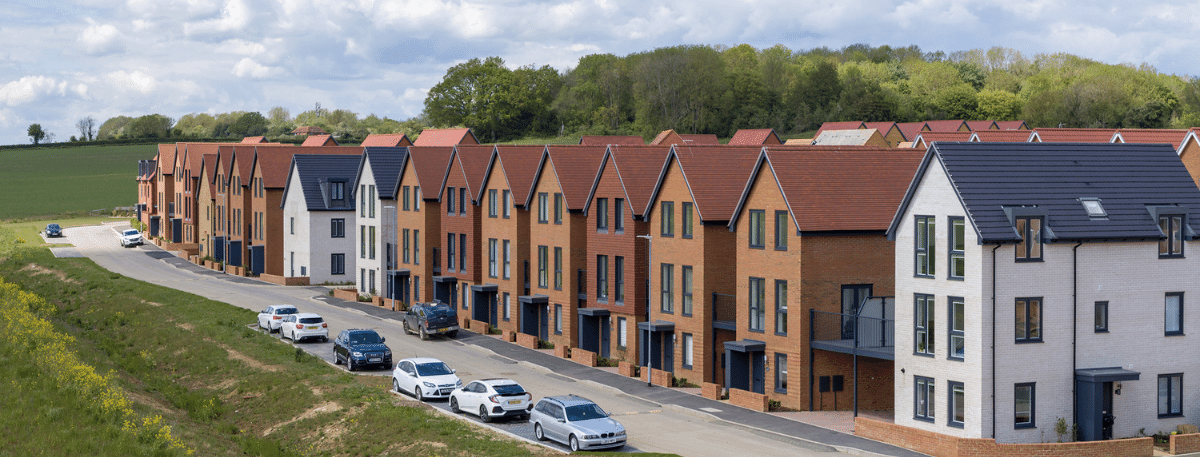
(1072, 241, 1082, 437)
(991, 243, 1000, 440)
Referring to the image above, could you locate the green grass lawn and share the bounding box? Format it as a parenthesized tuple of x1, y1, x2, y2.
(0, 144, 156, 220)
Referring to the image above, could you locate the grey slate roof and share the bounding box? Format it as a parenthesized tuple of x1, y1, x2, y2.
(358, 147, 408, 200)
(890, 142, 1200, 243)
(285, 154, 361, 211)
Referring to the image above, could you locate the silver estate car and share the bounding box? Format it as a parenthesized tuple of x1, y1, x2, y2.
(530, 395, 626, 452)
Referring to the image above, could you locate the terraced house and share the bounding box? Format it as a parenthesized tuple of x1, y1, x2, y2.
(433, 145, 490, 313)
(392, 146, 454, 307)
(474, 145, 542, 332)
(351, 147, 406, 297)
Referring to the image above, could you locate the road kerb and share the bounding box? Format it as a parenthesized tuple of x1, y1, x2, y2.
(387, 390, 566, 454)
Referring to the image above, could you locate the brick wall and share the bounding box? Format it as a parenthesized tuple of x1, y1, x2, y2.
(571, 348, 597, 367)
(854, 417, 1153, 457)
(258, 273, 310, 286)
(332, 288, 358, 301)
(515, 332, 538, 349)
(1171, 433, 1200, 455)
(729, 388, 768, 412)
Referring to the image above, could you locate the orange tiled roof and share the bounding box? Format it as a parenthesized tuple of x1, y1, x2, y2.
(406, 146, 455, 195)
(728, 129, 782, 146)
(1113, 129, 1189, 149)
(679, 134, 719, 145)
(995, 120, 1029, 130)
(241, 136, 268, 143)
(201, 154, 218, 197)
(668, 145, 761, 221)
(603, 145, 673, 215)
(579, 135, 644, 146)
(451, 145, 495, 201)
(361, 133, 413, 147)
(491, 146, 545, 205)
(301, 134, 338, 147)
(895, 122, 925, 141)
(971, 130, 1034, 142)
(158, 144, 178, 175)
(923, 120, 968, 132)
(543, 146, 607, 209)
(414, 128, 478, 146)
(965, 120, 998, 131)
(255, 145, 364, 188)
(913, 131, 973, 145)
(1032, 128, 1117, 143)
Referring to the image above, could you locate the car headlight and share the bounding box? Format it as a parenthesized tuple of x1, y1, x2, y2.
(351, 352, 363, 357)
(422, 381, 436, 388)
(384, 350, 391, 356)
(455, 379, 463, 387)
(615, 430, 626, 437)
(584, 435, 599, 440)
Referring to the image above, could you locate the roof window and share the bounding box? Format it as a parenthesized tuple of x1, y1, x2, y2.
(1079, 198, 1106, 218)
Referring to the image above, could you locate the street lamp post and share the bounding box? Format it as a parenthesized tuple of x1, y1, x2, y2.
(636, 234, 652, 387)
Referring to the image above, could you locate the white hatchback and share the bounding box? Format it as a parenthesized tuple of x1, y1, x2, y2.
(392, 357, 462, 401)
(280, 313, 328, 342)
(450, 378, 533, 422)
(257, 304, 298, 333)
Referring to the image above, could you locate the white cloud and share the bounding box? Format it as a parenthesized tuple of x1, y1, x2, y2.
(78, 19, 124, 55)
(106, 70, 157, 94)
(231, 57, 282, 79)
(184, 0, 253, 37)
(0, 76, 67, 107)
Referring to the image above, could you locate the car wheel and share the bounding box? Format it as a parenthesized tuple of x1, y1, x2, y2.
(450, 397, 460, 413)
(479, 405, 492, 423)
(569, 435, 580, 452)
(322, 336, 328, 343)
(419, 326, 428, 341)
(333, 349, 341, 364)
(393, 379, 401, 393)
(414, 387, 424, 402)
(446, 330, 458, 338)
(403, 321, 412, 335)
(534, 423, 545, 441)
(347, 358, 356, 372)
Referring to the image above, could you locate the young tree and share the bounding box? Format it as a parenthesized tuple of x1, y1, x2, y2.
(75, 116, 96, 141)
(27, 124, 46, 144)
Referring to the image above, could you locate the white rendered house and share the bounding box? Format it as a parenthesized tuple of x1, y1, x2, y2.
(888, 142, 1200, 443)
(281, 154, 359, 285)
(353, 147, 406, 297)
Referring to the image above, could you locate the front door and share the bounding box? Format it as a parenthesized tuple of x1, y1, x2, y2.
(751, 352, 765, 394)
(599, 318, 611, 359)
(1102, 382, 1115, 440)
(539, 304, 549, 340)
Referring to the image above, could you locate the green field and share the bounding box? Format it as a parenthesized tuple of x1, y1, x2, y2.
(0, 144, 156, 220)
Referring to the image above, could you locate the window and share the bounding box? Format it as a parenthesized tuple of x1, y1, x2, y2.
(1015, 216, 1042, 261)
(1014, 383, 1035, 428)
(1095, 301, 1108, 333)
(614, 256, 624, 302)
(402, 186, 410, 211)
(369, 226, 376, 259)
(1159, 374, 1183, 417)
(915, 215, 936, 276)
(1160, 215, 1184, 258)
(596, 198, 608, 230)
(538, 192, 548, 223)
(660, 264, 673, 313)
(538, 246, 548, 288)
(331, 253, 345, 275)
(369, 185, 376, 218)
(502, 240, 511, 279)
(949, 297, 964, 360)
(502, 190, 510, 218)
(413, 276, 420, 301)
(414, 186, 421, 211)
(458, 187, 466, 216)
(461, 283, 468, 309)
(914, 294, 935, 355)
(1015, 297, 1042, 343)
(682, 333, 694, 369)
(458, 233, 466, 272)
(614, 198, 625, 232)
(331, 219, 345, 238)
(617, 317, 627, 348)
(447, 233, 456, 270)
(447, 187, 456, 214)
(413, 230, 419, 265)
(554, 193, 563, 224)
(949, 217, 965, 279)
(948, 381, 964, 428)
(661, 201, 674, 236)
(775, 280, 788, 335)
(503, 293, 511, 321)
(289, 216, 294, 235)
(403, 229, 411, 263)
(748, 210, 765, 248)
(488, 189, 497, 217)
(554, 247, 562, 290)
(682, 266, 693, 316)
(682, 202, 693, 238)
(914, 376, 935, 422)
(774, 210, 789, 250)
(774, 353, 788, 393)
(749, 277, 765, 331)
(596, 255, 609, 300)
(1166, 292, 1184, 335)
(488, 239, 498, 278)
(554, 304, 562, 334)
(360, 225, 366, 258)
(1080, 198, 1106, 217)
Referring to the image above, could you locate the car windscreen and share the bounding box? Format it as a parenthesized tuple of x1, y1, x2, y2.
(299, 317, 323, 324)
(349, 332, 382, 344)
(565, 403, 608, 422)
(49, 224, 60, 230)
(123, 230, 139, 236)
(278, 308, 298, 315)
(415, 362, 453, 377)
(425, 305, 456, 318)
(492, 384, 525, 396)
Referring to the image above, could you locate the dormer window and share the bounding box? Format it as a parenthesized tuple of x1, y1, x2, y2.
(1160, 214, 1184, 258)
(1015, 216, 1043, 261)
(1080, 198, 1106, 218)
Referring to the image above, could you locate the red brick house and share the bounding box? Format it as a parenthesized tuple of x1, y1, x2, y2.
(414, 128, 479, 146)
(301, 134, 338, 147)
(394, 146, 455, 307)
(196, 153, 218, 259)
(153, 144, 178, 240)
(726, 146, 922, 411)
(642, 145, 761, 386)
(473, 145, 543, 331)
(728, 129, 783, 146)
(434, 145, 491, 315)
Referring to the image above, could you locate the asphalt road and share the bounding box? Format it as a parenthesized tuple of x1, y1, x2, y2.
(57, 224, 865, 457)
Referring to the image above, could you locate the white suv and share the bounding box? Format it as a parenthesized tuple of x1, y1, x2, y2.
(257, 304, 298, 333)
(119, 229, 143, 247)
(280, 313, 328, 342)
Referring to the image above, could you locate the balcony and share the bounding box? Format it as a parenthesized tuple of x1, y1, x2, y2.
(712, 293, 736, 330)
(809, 297, 894, 360)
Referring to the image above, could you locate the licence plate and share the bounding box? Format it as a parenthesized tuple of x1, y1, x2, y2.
(507, 400, 521, 405)
(368, 358, 381, 362)
(604, 438, 619, 444)
(306, 326, 318, 330)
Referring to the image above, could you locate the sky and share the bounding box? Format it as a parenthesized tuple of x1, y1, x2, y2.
(1, 0, 1198, 146)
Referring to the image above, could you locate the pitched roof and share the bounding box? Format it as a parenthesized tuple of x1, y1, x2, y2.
(285, 154, 361, 211)
(680, 134, 719, 145)
(659, 145, 760, 221)
(230, 145, 258, 183)
(783, 138, 813, 145)
(757, 146, 924, 232)
(201, 154, 217, 197)
(301, 134, 338, 147)
(728, 129, 782, 146)
(414, 128, 478, 146)
(158, 144, 178, 175)
(403, 146, 455, 199)
(965, 120, 998, 131)
(292, 126, 327, 135)
(541, 146, 607, 209)
(254, 145, 363, 189)
(357, 147, 408, 200)
(649, 130, 681, 145)
(911, 131, 973, 148)
(241, 136, 268, 143)
(812, 129, 885, 146)
(450, 145, 494, 202)
(648, 130, 719, 146)
(488, 145, 545, 205)
(814, 121, 866, 138)
(889, 142, 1200, 242)
(579, 135, 644, 146)
(895, 122, 925, 141)
(1112, 129, 1189, 149)
(216, 145, 235, 183)
(360, 134, 413, 147)
(1030, 128, 1117, 143)
(593, 145, 673, 216)
(863, 122, 899, 135)
(970, 130, 1034, 142)
(183, 144, 209, 179)
(923, 120, 968, 132)
(995, 120, 1029, 130)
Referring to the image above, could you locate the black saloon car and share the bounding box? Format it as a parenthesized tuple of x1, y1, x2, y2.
(332, 329, 392, 371)
(45, 224, 62, 237)
(402, 302, 460, 340)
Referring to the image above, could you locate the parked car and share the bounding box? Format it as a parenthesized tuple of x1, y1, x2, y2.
(256, 304, 298, 333)
(118, 228, 143, 247)
(401, 302, 459, 340)
(449, 378, 533, 423)
(333, 329, 391, 371)
(45, 223, 62, 237)
(391, 357, 461, 401)
(280, 312, 328, 342)
(531, 395, 626, 452)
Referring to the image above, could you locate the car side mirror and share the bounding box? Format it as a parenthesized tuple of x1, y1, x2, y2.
(451, 369, 457, 374)
(380, 337, 386, 342)
(557, 418, 565, 423)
